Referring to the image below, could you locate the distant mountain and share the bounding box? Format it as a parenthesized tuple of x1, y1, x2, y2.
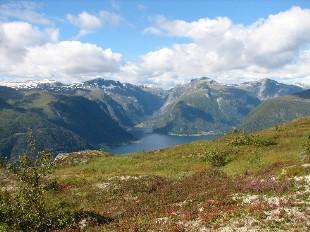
(144, 77, 260, 135)
(0, 86, 135, 159)
(0, 108, 89, 160)
(80, 78, 167, 125)
(0, 77, 308, 151)
(240, 89, 310, 131)
(0, 79, 63, 90)
(238, 78, 303, 100)
(0, 78, 167, 127)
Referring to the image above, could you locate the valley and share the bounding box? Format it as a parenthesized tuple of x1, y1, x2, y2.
(0, 77, 309, 159)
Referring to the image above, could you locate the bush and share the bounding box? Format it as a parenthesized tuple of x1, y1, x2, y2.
(0, 152, 73, 231)
(229, 133, 277, 147)
(205, 147, 236, 168)
(0, 156, 6, 168)
(302, 134, 310, 155)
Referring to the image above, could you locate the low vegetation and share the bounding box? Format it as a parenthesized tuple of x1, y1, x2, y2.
(0, 117, 310, 231)
(302, 134, 310, 155)
(228, 132, 277, 147)
(0, 152, 73, 231)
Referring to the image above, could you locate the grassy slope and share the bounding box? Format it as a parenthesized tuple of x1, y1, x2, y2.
(57, 117, 310, 179)
(2, 117, 310, 231)
(48, 117, 310, 231)
(240, 95, 310, 131)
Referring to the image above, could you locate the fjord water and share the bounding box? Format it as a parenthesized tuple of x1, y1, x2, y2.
(108, 128, 220, 155)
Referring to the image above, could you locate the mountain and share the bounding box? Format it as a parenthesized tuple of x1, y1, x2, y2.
(0, 79, 63, 90)
(240, 89, 310, 131)
(0, 77, 307, 146)
(0, 86, 135, 159)
(238, 78, 303, 100)
(0, 78, 167, 127)
(0, 108, 89, 160)
(80, 78, 167, 125)
(145, 77, 261, 135)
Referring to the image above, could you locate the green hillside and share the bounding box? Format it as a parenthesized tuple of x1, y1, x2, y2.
(0, 87, 135, 159)
(146, 78, 260, 135)
(1, 117, 308, 231)
(240, 90, 310, 131)
(0, 108, 89, 160)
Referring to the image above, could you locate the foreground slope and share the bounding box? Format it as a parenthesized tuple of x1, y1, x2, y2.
(31, 117, 310, 231)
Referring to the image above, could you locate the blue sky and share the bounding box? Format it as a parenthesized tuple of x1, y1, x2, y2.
(38, 0, 310, 59)
(1, 0, 310, 87)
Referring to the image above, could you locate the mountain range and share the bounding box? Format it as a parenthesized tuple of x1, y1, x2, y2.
(240, 89, 310, 131)
(0, 77, 308, 159)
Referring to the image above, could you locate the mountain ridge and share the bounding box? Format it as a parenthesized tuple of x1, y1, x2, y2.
(0, 77, 308, 159)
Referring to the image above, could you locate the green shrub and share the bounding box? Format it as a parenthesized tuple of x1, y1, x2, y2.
(229, 133, 276, 147)
(247, 149, 263, 168)
(0, 152, 73, 231)
(302, 134, 310, 155)
(205, 147, 236, 168)
(0, 156, 6, 168)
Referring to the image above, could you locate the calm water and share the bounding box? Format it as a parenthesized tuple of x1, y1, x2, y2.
(108, 128, 220, 155)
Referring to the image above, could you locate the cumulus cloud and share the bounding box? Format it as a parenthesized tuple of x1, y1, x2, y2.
(0, 1, 51, 25)
(0, 21, 122, 82)
(6, 41, 122, 81)
(0, 21, 58, 68)
(137, 6, 310, 87)
(67, 10, 122, 38)
(1, 6, 310, 87)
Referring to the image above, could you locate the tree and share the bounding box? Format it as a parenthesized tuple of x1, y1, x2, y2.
(0, 130, 73, 231)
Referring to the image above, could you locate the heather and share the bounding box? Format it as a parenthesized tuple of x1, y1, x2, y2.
(1, 117, 310, 231)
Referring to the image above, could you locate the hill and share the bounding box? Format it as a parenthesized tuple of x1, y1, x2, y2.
(240, 89, 310, 131)
(2, 116, 306, 230)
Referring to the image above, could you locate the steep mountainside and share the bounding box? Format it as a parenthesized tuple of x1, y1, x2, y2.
(238, 78, 303, 100)
(145, 77, 260, 134)
(0, 108, 88, 160)
(0, 77, 307, 142)
(80, 78, 167, 125)
(0, 78, 168, 127)
(0, 87, 134, 159)
(240, 89, 310, 131)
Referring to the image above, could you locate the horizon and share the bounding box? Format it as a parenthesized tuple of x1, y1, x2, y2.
(1, 0, 310, 88)
(1, 76, 309, 90)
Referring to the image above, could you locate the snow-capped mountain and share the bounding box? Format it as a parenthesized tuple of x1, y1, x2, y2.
(0, 79, 64, 89)
(238, 78, 304, 100)
(0, 78, 144, 92)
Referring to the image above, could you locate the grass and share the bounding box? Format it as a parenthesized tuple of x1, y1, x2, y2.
(2, 117, 310, 231)
(56, 117, 309, 181)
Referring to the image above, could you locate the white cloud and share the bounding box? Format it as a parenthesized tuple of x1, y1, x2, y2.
(132, 6, 310, 87)
(0, 21, 122, 82)
(1, 6, 310, 88)
(0, 21, 58, 67)
(0, 1, 51, 25)
(7, 41, 122, 81)
(67, 10, 122, 38)
(99, 10, 122, 26)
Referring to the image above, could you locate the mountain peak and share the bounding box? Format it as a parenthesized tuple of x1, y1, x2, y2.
(0, 79, 64, 89)
(239, 78, 303, 100)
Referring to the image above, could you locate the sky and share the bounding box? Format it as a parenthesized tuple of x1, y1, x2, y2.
(1, 0, 310, 88)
